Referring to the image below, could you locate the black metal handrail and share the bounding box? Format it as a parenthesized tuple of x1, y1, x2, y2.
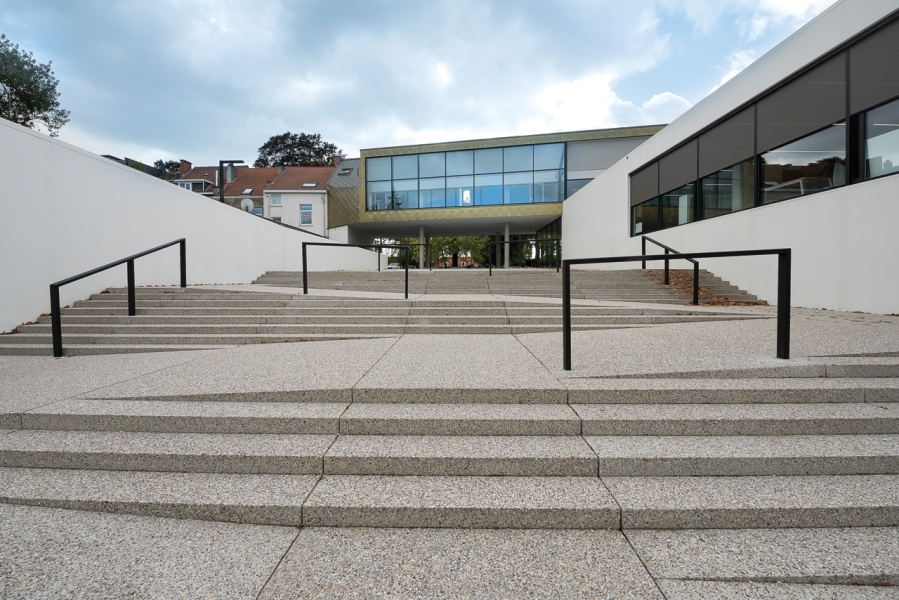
(302, 242, 411, 298)
(562, 248, 791, 370)
(488, 238, 561, 275)
(50, 238, 186, 357)
(642, 236, 699, 305)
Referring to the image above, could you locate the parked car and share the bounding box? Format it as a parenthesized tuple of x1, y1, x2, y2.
(387, 263, 402, 269)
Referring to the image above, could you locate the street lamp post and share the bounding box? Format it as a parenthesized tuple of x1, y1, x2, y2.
(219, 159, 245, 203)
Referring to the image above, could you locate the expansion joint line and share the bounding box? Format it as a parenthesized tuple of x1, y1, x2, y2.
(255, 528, 302, 600)
(621, 529, 669, 600)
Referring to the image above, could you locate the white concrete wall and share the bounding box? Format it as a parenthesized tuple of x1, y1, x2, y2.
(0, 120, 384, 332)
(562, 0, 899, 314)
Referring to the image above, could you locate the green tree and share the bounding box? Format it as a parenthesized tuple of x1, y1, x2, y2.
(254, 132, 346, 168)
(0, 34, 70, 137)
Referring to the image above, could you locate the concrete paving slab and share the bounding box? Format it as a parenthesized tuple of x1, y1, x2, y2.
(0, 468, 317, 525)
(605, 475, 899, 529)
(576, 403, 899, 435)
(0, 504, 296, 599)
(627, 527, 899, 586)
(340, 403, 580, 435)
(77, 336, 398, 402)
(660, 580, 899, 599)
(324, 435, 597, 476)
(17, 399, 348, 434)
(587, 434, 899, 476)
(259, 527, 663, 599)
(353, 334, 566, 403)
(0, 430, 335, 473)
(303, 475, 619, 529)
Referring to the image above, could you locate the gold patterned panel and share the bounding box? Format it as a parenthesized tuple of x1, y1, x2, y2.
(327, 185, 359, 228)
(358, 202, 562, 224)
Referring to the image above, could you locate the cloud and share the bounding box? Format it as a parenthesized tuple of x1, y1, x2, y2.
(708, 50, 756, 95)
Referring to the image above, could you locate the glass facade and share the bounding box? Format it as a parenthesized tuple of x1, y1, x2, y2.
(761, 123, 846, 204)
(366, 143, 565, 211)
(632, 198, 660, 236)
(865, 97, 899, 178)
(661, 183, 695, 229)
(701, 158, 755, 219)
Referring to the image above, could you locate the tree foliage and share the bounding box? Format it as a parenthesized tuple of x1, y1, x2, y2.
(0, 34, 70, 137)
(254, 132, 346, 168)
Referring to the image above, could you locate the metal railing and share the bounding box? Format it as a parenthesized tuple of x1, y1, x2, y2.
(302, 242, 411, 298)
(562, 248, 791, 370)
(50, 239, 186, 357)
(642, 236, 699, 305)
(488, 238, 561, 275)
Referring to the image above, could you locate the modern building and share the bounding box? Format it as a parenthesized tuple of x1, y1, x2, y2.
(563, 0, 899, 314)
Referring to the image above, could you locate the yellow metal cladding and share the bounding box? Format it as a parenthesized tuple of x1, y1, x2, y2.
(355, 125, 664, 224)
(327, 184, 359, 229)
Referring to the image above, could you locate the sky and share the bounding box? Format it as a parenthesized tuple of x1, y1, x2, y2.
(1, 0, 837, 167)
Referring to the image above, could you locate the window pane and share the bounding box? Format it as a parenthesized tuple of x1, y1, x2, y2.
(366, 157, 391, 181)
(761, 123, 846, 204)
(366, 181, 391, 210)
(534, 170, 564, 203)
(566, 178, 590, 198)
(392, 155, 418, 180)
(475, 148, 503, 174)
(504, 172, 532, 204)
(300, 204, 312, 225)
(659, 139, 697, 194)
(850, 17, 899, 113)
(503, 145, 533, 172)
(699, 106, 754, 177)
(391, 179, 418, 209)
(271, 194, 281, 205)
(419, 152, 445, 178)
(446, 150, 473, 176)
(632, 198, 659, 236)
(660, 183, 695, 229)
(419, 177, 446, 208)
(474, 174, 502, 205)
(534, 143, 565, 170)
(865, 98, 899, 178)
(701, 158, 755, 219)
(630, 162, 658, 206)
(446, 175, 473, 207)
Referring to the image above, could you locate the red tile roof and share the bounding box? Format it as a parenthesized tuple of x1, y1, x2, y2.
(178, 166, 219, 183)
(222, 165, 335, 197)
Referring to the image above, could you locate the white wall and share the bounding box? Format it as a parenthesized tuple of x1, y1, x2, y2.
(267, 191, 326, 235)
(0, 120, 385, 332)
(562, 0, 899, 315)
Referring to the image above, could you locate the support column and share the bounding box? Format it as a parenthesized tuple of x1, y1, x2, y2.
(504, 222, 510, 269)
(419, 225, 425, 270)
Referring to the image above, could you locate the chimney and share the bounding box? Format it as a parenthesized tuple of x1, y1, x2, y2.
(332, 155, 341, 167)
(179, 160, 192, 177)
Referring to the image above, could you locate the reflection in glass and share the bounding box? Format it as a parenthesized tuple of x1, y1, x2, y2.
(865, 98, 899, 179)
(761, 123, 846, 204)
(504, 145, 533, 172)
(391, 179, 418, 209)
(474, 174, 503, 204)
(534, 170, 564, 203)
(419, 177, 446, 208)
(566, 178, 591, 198)
(504, 172, 532, 204)
(446, 150, 473, 176)
(366, 181, 391, 210)
(661, 184, 695, 228)
(392, 155, 418, 180)
(446, 175, 473, 207)
(701, 159, 755, 219)
(475, 148, 503, 174)
(632, 198, 659, 236)
(366, 157, 391, 181)
(419, 153, 445, 178)
(534, 143, 565, 171)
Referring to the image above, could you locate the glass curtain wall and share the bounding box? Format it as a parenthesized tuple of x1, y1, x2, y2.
(865, 97, 899, 178)
(365, 143, 564, 211)
(661, 183, 695, 229)
(761, 123, 846, 204)
(701, 158, 755, 219)
(632, 198, 660, 236)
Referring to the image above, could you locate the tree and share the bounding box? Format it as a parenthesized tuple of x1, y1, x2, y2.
(0, 34, 70, 137)
(254, 132, 346, 168)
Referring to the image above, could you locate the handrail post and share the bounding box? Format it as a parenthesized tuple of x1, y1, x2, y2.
(302, 243, 308, 295)
(777, 250, 791, 359)
(377, 246, 381, 272)
(562, 261, 572, 371)
(127, 260, 136, 317)
(489, 243, 493, 276)
(50, 284, 62, 358)
(404, 247, 409, 299)
(556, 239, 560, 273)
(179, 239, 187, 288)
(664, 249, 670, 285)
(692, 262, 699, 305)
(641, 237, 646, 270)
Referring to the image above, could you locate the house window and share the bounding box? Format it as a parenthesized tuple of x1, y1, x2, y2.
(300, 204, 313, 225)
(271, 194, 282, 206)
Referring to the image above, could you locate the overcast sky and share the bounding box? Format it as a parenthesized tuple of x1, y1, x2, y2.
(2, 0, 835, 166)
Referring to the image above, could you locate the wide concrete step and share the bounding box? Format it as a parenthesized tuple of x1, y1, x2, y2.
(587, 434, 899, 476)
(0, 343, 233, 356)
(0, 331, 404, 344)
(0, 430, 336, 473)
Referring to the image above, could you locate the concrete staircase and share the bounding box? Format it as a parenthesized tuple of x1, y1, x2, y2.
(0, 288, 766, 356)
(254, 268, 763, 304)
(1, 361, 897, 530)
